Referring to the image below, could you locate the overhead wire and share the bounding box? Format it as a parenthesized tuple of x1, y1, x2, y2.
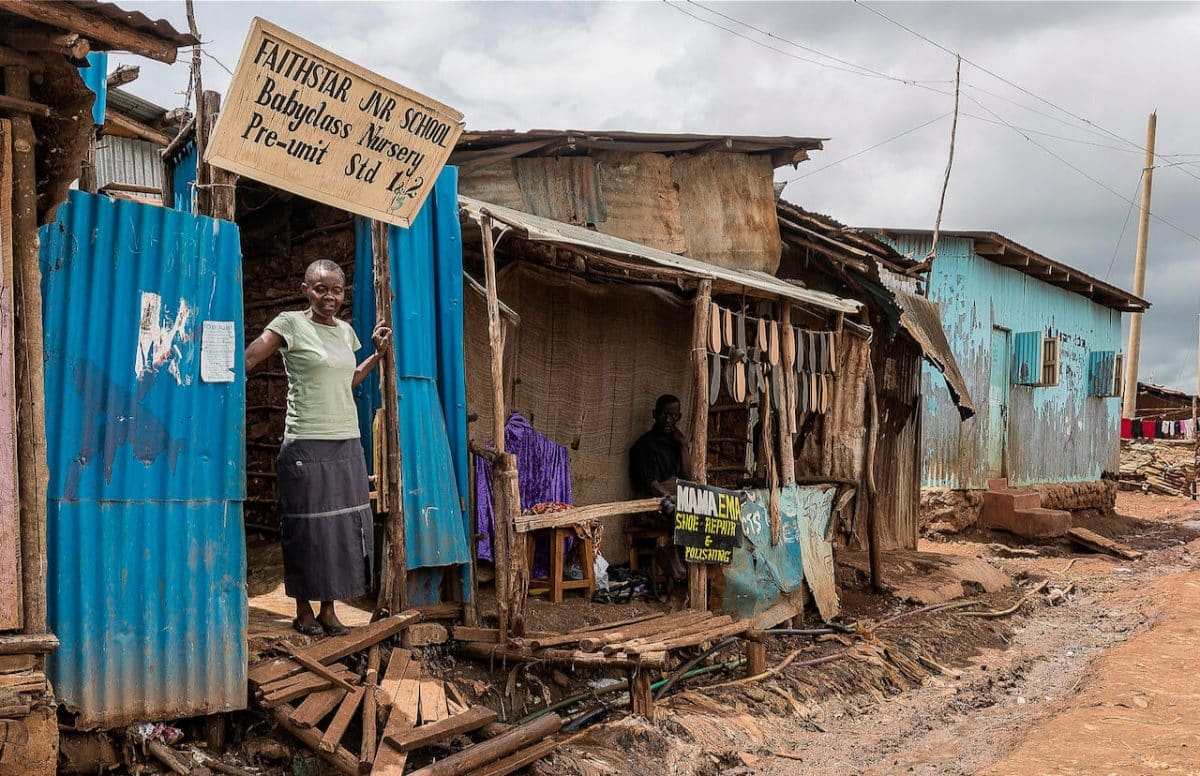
(782, 111, 952, 183)
(1104, 171, 1144, 281)
(684, 0, 952, 86)
(961, 90, 1200, 245)
(854, 0, 1200, 185)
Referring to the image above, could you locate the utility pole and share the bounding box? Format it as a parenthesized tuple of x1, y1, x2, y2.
(1193, 314, 1198, 499)
(1121, 112, 1157, 418)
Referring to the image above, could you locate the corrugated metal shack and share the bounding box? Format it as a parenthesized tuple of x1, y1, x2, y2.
(775, 203, 974, 550)
(451, 130, 894, 634)
(0, 0, 195, 768)
(869, 229, 1148, 520)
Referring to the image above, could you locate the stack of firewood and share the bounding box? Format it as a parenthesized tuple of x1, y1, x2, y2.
(1119, 439, 1196, 497)
(250, 612, 566, 775)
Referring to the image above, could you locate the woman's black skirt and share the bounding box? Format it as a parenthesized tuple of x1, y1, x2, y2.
(278, 438, 373, 601)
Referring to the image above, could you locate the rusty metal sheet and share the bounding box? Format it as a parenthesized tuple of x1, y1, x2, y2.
(891, 289, 974, 419)
(671, 152, 782, 273)
(40, 190, 245, 728)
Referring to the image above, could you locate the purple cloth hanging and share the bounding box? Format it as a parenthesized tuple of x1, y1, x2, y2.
(474, 414, 573, 576)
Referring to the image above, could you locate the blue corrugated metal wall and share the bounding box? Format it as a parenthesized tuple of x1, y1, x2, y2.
(78, 52, 107, 125)
(353, 168, 471, 600)
(907, 235, 1122, 489)
(40, 191, 246, 728)
(164, 140, 198, 213)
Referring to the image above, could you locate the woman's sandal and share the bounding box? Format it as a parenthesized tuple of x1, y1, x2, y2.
(292, 618, 324, 637)
(321, 621, 350, 637)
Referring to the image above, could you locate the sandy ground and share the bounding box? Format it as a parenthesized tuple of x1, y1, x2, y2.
(536, 493, 1200, 775)
(229, 494, 1200, 775)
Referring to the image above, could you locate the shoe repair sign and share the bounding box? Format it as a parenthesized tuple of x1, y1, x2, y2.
(673, 480, 741, 565)
(206, 18, 463, 228)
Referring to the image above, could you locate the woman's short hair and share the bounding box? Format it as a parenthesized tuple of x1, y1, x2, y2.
(304, 259, 345, 283)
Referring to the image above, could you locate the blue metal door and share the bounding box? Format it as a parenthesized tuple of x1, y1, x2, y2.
(40, 191, 246, 728)
(987, 327, 1010, 479)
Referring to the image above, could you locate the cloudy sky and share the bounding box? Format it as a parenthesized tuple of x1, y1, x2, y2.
(115, 1, 1200, 392)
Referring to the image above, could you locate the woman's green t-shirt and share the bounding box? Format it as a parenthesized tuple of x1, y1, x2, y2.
(265, 311, 362, 440)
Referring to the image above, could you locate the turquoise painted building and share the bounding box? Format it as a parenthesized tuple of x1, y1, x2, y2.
(876, 230, 1148, 491)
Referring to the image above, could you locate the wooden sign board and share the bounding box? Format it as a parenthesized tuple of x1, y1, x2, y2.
(673, 480, 741, 565)
(206, 18, 464, 228)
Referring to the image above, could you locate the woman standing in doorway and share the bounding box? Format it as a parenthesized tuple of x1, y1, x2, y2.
(244, 259, 392, 636)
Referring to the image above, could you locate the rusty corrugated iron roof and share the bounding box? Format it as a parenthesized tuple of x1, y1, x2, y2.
(452, 129, 825, 172)
(864, 227, 1150, 313)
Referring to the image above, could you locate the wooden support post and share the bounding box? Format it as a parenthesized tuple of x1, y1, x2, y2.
(498, 454, 525, 637)
(372, 220, 408, 614)
(688, 280, 712, 610)
(78, 127, 97, 194)
(779, 304, 796, 485)
(4, 66, 47, 633)
(480, 217, 521, 640)
(628, 668, 655, 722)
(0, 118, 18, 633)
(185, 1, 208, 216)
(359, 645, 380, 767)
(863, 352, 883, 594)
(199, 91, 236, 220)
(745, 638, 767, 676)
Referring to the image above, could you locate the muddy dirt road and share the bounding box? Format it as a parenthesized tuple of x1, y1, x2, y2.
(545, 493, 1200, 775)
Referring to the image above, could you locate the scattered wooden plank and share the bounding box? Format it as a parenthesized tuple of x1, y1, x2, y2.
(275, 642, 357, 692)
(249, 612, 420, 686)
(320, 686, 365, 753)
(599, 614, 729, 654)
(458, 642, 667, 670)
(1067, 527, 1144, 560)
(372, 661, 422, 775)
(575, 612, 669, 633)
(289, 688, 347, 729)
(383, 706, 497, 753)
(515, 498, 661, 533)
(378, 648, 412, 707)
(268, 704, 360, 776)
(622, 620, 751, 656)
(554, 611, 709, 652)
(360, 645, 382, 767)
(405, 714, 563, 776)
(260, 668, 358, 708)
(418, 681, 448, 724)
(470, 735, 563, 776)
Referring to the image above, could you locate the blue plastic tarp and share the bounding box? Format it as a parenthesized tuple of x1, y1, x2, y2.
(353, 167, 470, 573)
(78, 52, 107, 125)
(723, 485, 835, 620)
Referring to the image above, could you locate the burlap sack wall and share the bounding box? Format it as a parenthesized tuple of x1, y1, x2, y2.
(466, 262, 695, 563)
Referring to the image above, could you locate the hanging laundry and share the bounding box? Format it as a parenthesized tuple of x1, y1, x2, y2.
(1142, 420, 1157, 439)
(1120, 418, 1132, 439)
(474, 413, 572, 576)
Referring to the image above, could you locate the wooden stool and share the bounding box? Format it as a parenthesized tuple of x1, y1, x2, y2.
(626, 526, 670, 582)
(527, 526, 595, 603)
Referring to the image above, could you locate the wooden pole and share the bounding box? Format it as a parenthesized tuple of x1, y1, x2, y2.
(404, 714, 562, 776)
(863, 352, 883, 594)
(185, 0, 209, 216)
(1194, 314, 1198, 500)
(199, 91, 236, 220)
(480, 217, 513, 640)
(372, 220, 407, 615)
(779, 304, 796, 485)
(78, 127, 98, 194)
(1121, 112, 1156, 418)
(688, 280, 712, 610)
(4, 66, 47, 633)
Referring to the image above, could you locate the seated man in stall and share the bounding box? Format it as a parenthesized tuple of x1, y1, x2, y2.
(628, 394, 689, 587)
